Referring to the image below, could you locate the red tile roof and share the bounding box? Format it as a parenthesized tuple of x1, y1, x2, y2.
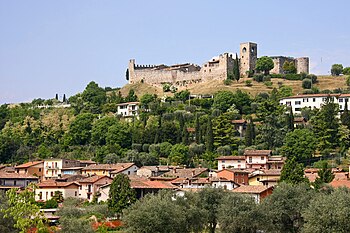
(79, 175, 112, 184)
(282, 93, 350, 99)
(38, 180, 79, 188)
(216, 156, 245, 160)
(330, 180, 350, 188)
(129, 177, 177, 189)
(232, 119, 246, 124)
(244, 150, 272, 156)
(0, 171, 38, 179)
(15, 161, 43, 169)
(232, 185, 273, 194)
(161, 168, 208, 178)
(83, 163, 135, 173)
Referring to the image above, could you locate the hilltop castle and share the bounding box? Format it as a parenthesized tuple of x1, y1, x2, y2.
(127, 42, 309, 86)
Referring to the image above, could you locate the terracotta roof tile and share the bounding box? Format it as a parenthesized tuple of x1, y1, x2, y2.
(83, 163, 135, 173)
(38, 180, 79, 188)
(244, 150, 272, 156)
(79, 175, 112, 183)
(15, 161, 43, 169)
(161, 168, 208, 178)
(232, 185, 273, 194)
(216, 156, 245, 160)
(0, 171, 38, 179)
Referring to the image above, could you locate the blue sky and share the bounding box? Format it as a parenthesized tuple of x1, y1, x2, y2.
(0, 0, 349, 103)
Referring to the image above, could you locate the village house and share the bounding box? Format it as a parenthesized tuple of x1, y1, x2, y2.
(35, 180, 80, 201)
(97, 176, 177, 201)
(82, 163, 138, 177)
(279, 93, 350, 114)
(78, 175, 113, 201)
(43, 158, 80, 180)
(216, 169, 250, 185)
(231, 119, 247, 137)
(232, 185, 274, 203)
(293, 117, 308, 128)
(61, 166, 84, 175)
(15, 161, 44, 180)
(0, 172, 39, 190)
(217, 156, 246, 170)
(116, 102, 139, 118)
(171, 176, 240, 190)
(244, 150, 272, 169)
(136, 165, 171, 177)
(248, 169, 282, 187)
(161, 167, 208, 178)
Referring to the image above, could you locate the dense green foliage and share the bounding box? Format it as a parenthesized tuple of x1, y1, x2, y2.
(331, 64, 343, 76)
(255, 56, 274, 75)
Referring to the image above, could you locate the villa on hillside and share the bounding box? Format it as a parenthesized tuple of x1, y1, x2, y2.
(280, 93, 350, 114)
(216, 150, 286, 171)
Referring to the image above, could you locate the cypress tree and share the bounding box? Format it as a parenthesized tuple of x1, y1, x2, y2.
(287, 107, 295, 130)
(182, 126, 189, 145)
(55, 93, 58, 100)
(233, 53, 240, 82)
(63, 94, 66, 103)
(107, 174, 136, 216)
(341, 100, 350, 128)
(245, 118, 255, 146)
(195, 113, 200, 144)
(314, 161, 335, 189)
(206, 117, 214, 152)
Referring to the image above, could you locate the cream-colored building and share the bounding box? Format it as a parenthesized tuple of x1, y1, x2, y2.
(78, 175, 112, 202)
(248, 169, 281, 187)
(82, 163, 138, 177)
(43, 159, 80, 180)
(35, 180, 80, 201)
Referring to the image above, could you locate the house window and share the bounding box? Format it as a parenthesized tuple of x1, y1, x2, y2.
(222, 160, 225, 163)
(303, 98, 308, 102)
(51, 192, 53, 197)
(286, 101, 291, 106)
(295, 108, 301, 111)
(257, 178, 260, 181)
(75, 191, 77, 196)
(339, 98, 344, 103)
(313, 98, 316, 102)
(249, 157, 252, 163)
(14, 181, 17, 186)
(128, 171, 131, 175)
(261, 156, 265, 160)
(39, 192, 42, 200)
(340, 105, 343, 110)
(39, 168, 42, 172)
(237, 160, 241, 163)
(295, 101, 301, 105)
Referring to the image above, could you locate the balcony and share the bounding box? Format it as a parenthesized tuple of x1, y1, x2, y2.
(45, 166, 59, 170)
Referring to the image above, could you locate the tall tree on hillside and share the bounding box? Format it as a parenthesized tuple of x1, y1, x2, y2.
(195, 113, 201, 144)
(255, 56, 274, 75)
(62, 94, 67, 103)
(280, 157, 308, 185)
(341, 100, 350, 128)
(205, 117, 214, 152)
(125, 89, 138, 102)
(55, 93, 59, 100)
(310, 96, 340, 151)
(108, 174, 136, 216)
(314, 161, 335, 189)
(287, 107, 294, 130)
(245, 117, 255, 146)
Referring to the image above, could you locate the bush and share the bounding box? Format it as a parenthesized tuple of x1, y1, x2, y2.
(343, 67, 350, 75)
(307, 74, 317, 83)
(142, 144, 150, 153)
(246, 70, 254, 77)
(302, 78, 312, 89)
(131, 143, 143, 152)
(285, 74, 303, 80)
(44, 198, 58, 208)
(264, 81, 273, 87)
(253, 74, 264, 82)
(163, 83, 171, 92)
(223, 79, 232, 85)
(263, 76, 271, 82)
(346, 76, 350, 86)
(245, 80, 252, 87)
(270, 73, 284, 79)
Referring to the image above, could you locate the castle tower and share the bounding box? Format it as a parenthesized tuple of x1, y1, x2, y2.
(240, 42, 257, 76)
(296, 57, 309, 74)
(128, 59, 135, 84)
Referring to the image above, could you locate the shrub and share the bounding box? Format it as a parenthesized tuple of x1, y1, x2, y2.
(253, 74, 264, 82)
(246, 70, 254, 77)
(263, 76, 271, 82)
(44, 198, 58, 208)
(302, 78, 312, 89)
(264, 81, 273, 87)
(131, 144, 142, 152)
(142, 144, 150, 153)
(307, 74, 317, 83)
(223, 79, 232, 85)
(270, 73, 284, 79)
(343, 67, 350, 75)
(285, 74, 302, 80)
(346, 76, 350, 86)
(163, 83, 171, 92)
(245, 80, 252, 87)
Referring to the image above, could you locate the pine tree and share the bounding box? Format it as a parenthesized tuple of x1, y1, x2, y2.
(182, 126, 189, 145)
(108, 174, 136, 216)
(63, 94, 66, 103)
(341, 100, 350, 128)
(206, 117, 214, 152)
(55, 93, 58, 100)
(280, 157, 308, 184)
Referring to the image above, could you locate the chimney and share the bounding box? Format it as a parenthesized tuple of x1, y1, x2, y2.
(173, 168, 177, 174)
(192, 170, 195, 177)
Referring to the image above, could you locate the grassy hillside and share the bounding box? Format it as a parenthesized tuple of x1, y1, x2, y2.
(120, 75, 347, 97)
